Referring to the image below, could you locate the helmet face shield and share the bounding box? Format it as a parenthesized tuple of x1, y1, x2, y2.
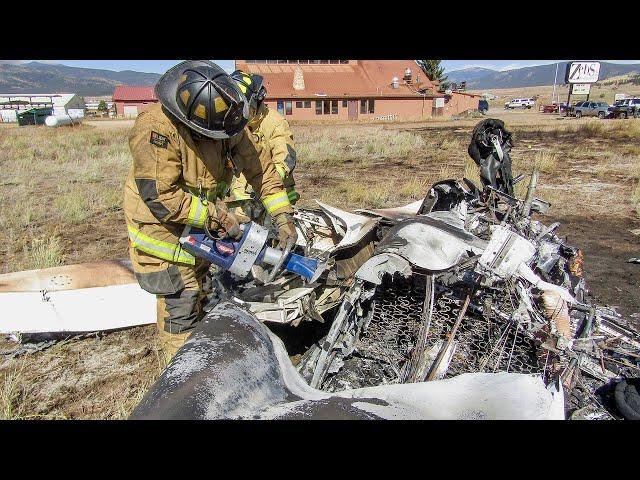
(155, 60, 250, 139)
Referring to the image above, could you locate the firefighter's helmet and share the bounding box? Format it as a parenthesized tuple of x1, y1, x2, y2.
(155, 60, 249, 139)
(230, 70, 266, 120)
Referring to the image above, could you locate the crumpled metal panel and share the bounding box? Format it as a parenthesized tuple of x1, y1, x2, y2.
(375, 214, 487, 271)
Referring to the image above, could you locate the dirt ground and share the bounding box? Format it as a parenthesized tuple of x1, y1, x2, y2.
(1, 109, 639, 419)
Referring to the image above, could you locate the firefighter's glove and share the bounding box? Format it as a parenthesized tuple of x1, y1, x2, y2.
(273, 212, 298, 250)
(210, 200, 243, 241)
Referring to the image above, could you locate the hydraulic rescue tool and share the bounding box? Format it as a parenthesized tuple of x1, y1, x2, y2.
(179, 222, 325, 283)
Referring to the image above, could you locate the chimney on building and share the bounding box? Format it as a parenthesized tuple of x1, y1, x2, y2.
(404, 67, 413, 83)
(293, 66, 305, 90)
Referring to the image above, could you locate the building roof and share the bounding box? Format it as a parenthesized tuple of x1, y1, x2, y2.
(0, 93, 80, 107)
(113, 86, 157, 102)
(235, 60, 446, 99)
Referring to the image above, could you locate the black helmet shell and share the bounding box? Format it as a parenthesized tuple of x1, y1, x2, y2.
(155, 60, 249, 139)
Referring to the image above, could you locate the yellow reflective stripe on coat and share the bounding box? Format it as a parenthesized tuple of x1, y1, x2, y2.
(274, 164, 287, 181)
(127, 225, 195, 265)
(231, 183, 252, 201)
(262, 191, 291, 214)
(186, 195, 208, 228)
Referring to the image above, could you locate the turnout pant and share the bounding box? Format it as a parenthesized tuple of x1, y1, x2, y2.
(129, 247, 211, 365)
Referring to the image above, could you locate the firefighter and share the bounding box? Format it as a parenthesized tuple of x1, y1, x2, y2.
(123, 60, 297, 364)
(227, 70, 299, 221)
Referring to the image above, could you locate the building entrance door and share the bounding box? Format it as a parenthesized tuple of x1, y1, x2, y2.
(277, 100, 284, 116)
(348, 100, 358, 120)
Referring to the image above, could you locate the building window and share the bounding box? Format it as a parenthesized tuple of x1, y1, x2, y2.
(342, 100, 348, 108)
(296, 101, 303, 108)
(359, 99, 375, 114)
(331, 100, 338, 114)
(315, 100, 322, 115)
(277, 100, 284, 115)
(323, 100, 330, 114)
(320, 60, 329, 64)
(304, 100, 311, 108)
(285, 101, 292, 115)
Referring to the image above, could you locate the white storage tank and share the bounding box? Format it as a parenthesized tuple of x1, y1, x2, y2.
(45, 114, 83, 127)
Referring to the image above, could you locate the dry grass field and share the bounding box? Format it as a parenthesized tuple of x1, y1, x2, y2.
(1, 109, 639, 419)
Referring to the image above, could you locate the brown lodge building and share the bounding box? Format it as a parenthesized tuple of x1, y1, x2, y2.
(234, 60, 481, 121)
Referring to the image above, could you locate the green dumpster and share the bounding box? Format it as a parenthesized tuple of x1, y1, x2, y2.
(16, 107, 53, 126)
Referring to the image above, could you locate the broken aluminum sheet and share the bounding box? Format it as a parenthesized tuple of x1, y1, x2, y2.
(0, 260, 156, 335)
(293, 209, 336, 252)
(477, 225, 536, 279)
(0, 259, 137, 293)
(315, 201, 379, 252)
(375, 212, 487, 271)
(0, 283, 156, 335)
(355, 200, 424, 222)
(131, 302, 564, 420)
(244, 287, 318, 323)
(517, 263, 575, 303)
(355, 253, 413, 285)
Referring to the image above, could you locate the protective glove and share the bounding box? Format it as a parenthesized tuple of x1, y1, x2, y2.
(209, 200, 244, 240)
(272, 212, 298, 250)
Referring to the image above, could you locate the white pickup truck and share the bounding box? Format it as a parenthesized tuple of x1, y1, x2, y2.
(504, 98, 535, 109)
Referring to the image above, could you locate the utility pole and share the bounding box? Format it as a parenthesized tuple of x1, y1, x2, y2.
(552, 62, 559, 104)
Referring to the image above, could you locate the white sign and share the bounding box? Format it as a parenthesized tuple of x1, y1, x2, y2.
(565, 62, 601, 84)
(434, 97, 445, 108)
(571, 83, 591, 95)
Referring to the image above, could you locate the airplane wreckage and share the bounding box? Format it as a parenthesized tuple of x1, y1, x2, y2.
(1, 119, 639, 420)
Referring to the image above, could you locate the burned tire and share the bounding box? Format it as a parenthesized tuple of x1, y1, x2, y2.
(598, 111, 605, 119)
(614, 378, 640, 420)
(575, 110, 582, 118)
(621, 111, 628, 119)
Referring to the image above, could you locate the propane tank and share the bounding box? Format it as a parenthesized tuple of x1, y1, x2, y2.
(45, 114, 83, 128)
(391, 76, 399, 89)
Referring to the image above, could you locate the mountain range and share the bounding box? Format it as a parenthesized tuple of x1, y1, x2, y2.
(1, 61, 640, 96)
(0, 62, 160, 96)
(446, 62, 640, 90)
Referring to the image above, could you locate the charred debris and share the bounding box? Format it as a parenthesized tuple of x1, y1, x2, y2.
(285, 118, 639, 420)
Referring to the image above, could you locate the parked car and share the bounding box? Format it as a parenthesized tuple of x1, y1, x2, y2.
(478, 99, 489, 114)
(541, 102, 567, 113)
(504, 98, 535, 109)
(609, 98, 640, 118)
(572, 101, 611, 119)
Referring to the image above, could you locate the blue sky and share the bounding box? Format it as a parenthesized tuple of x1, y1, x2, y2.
(23, 59, 640, 73)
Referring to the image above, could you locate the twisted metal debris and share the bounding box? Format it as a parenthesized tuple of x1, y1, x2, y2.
(296, 118, 640, 420)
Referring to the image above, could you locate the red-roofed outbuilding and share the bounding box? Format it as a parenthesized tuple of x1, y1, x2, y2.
(113, 86, 157, 118)
(235, 60, 481, 121)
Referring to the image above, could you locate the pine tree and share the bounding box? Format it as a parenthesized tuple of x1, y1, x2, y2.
(416, 60, 449, 89)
